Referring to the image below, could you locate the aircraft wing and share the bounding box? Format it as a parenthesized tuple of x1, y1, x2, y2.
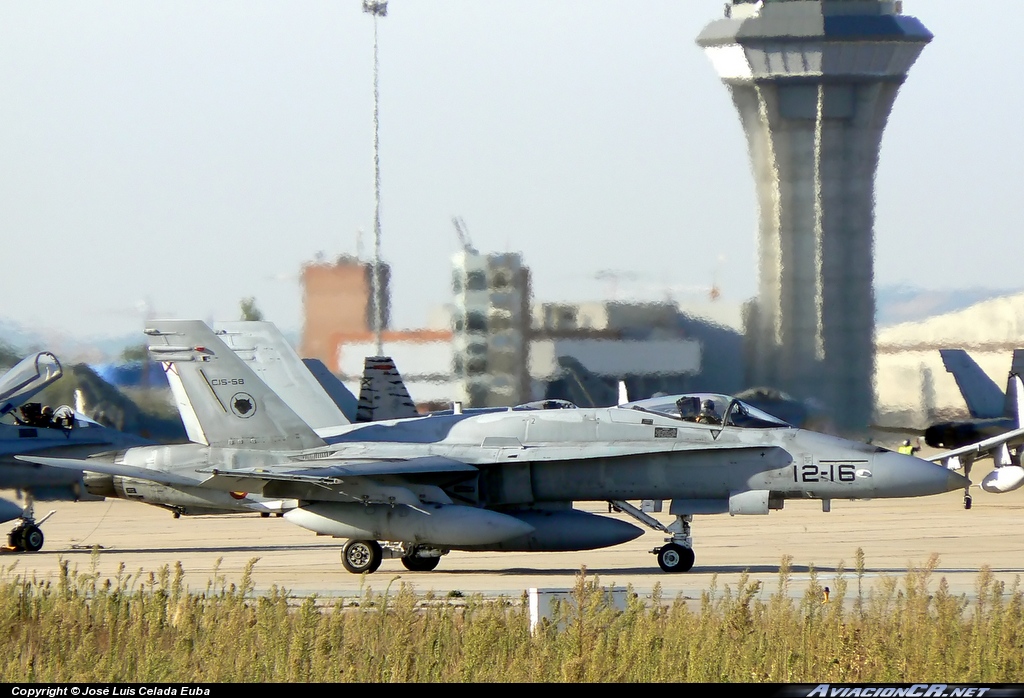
(198, 456, 478, 487)
(927, 425, 1024, 470)
(16, 453, 477, 493)
(14, 455, 204, 487)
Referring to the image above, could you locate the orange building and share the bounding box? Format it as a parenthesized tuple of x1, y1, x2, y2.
(300, 256, 390, 370)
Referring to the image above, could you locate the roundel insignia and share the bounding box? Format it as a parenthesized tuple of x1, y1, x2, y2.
(229, 491, 248, 500)
(230, 392, 257, 419)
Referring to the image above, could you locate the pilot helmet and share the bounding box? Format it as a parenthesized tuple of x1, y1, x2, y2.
(701, 399, 715, 411)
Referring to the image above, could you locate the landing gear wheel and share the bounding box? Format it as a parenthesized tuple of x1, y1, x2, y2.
(657, 543, 695, 573)
(7, 526, 25, 552)
(401, 555, 441, 572)
(964, 494, 973, 510)
(341, 539, 383, 574)
(20, 525, 43, 552)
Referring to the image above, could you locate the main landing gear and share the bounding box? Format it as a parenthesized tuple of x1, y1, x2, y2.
(7, 497, 54, 553)
(340, 540, 446, 574)
(611, 500, 696, 573)
(341, 540, 383, 574)
(657, 542, 696, 573)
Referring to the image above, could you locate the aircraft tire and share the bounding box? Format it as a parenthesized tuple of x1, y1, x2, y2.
(6, 526, 24, 552)
(20, 525, 43, 553)
(657, 543, 695, 573)
(341, 539, 383, 574)
(401, 554, 441, 572)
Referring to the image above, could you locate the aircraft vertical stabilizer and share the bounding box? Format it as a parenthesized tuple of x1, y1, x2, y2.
(147, 320, 326, 451)
(355, 356, 418, 422)
(617, 380, 629, 406)
(214, 321, 352, 431)
(940, 349, 1005, 419)
(1005, 351, 1024, 422)
(302, 359, 358, 422)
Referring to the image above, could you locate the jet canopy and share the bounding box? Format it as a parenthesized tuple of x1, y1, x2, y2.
(622, 393, 793, 429)
(0, 353, 62, 416)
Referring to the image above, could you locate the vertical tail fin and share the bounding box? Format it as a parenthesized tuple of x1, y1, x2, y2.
(1006, 350, 1024, 422)
(940, 349, 1005, 419)
(617, 380, 629, 406)
(147, 320, 325, 451)
(1010, 372, 1024, 430)
(355, 356, 418, 422)
(301, 359, 358, 422)
(213, 321, 352, 430)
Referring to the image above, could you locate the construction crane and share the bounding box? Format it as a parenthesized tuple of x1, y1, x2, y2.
(452, 216, 476, 253)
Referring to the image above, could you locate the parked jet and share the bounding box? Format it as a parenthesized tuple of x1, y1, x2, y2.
(924, 349, 1024, 451)
(25, 320, 1004, 576)
(0, 351, 154, 551)
(918, 349, 1024, 498)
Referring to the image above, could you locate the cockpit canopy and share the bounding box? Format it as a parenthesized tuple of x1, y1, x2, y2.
(0, 352, 62, 416)
(622, 393, 793, 429)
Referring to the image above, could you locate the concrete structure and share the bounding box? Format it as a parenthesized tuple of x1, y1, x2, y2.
(697, 1, 931, 432)
(451, 249, 531, 408)
(300, 255, 390, 370)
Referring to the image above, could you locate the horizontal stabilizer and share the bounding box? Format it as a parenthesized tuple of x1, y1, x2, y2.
(14, 455, 202, 487)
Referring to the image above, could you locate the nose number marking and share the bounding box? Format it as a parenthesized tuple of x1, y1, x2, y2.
(795, 463, 857, 483)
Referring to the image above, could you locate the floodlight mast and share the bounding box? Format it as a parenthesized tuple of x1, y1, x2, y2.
(363, 0, 387, 355)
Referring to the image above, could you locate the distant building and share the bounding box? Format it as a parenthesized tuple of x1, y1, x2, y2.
(451, 249, 531, 408)
(300, 255, 390, 370)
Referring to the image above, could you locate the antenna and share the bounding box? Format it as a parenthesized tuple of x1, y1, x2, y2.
(364, 0, 388, 355)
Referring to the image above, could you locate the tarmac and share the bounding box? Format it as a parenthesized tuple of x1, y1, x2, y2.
(3, 456, 1023, 605)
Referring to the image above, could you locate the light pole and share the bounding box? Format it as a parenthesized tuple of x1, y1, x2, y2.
(363, 0, 387, 356)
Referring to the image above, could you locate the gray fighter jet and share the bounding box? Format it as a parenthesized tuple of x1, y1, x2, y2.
(0, 351, 155, 551)
(24, 320, 987, 575)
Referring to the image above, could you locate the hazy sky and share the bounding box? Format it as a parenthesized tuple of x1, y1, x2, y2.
(1, 1, 1021, 341)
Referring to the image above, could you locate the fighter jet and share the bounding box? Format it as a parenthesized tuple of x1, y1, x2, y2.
(924, 349, 1024, 451)
(919, 349, 1024, 498)
(29, 320, 1001, 575)
(0, 351, 155, 551)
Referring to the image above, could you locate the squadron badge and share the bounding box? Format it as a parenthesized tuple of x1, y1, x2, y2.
(230, 392, 257, 419)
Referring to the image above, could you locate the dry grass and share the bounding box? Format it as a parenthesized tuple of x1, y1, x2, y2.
(1, 548, 1023, 682)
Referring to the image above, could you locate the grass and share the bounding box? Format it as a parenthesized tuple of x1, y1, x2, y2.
(1, 548, 1023, 682)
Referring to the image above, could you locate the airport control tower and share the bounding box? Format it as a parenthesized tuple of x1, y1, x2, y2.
(697, 1, 931, 432)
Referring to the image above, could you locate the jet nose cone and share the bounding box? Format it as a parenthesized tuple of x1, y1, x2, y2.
(873, 452, 970, 498)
